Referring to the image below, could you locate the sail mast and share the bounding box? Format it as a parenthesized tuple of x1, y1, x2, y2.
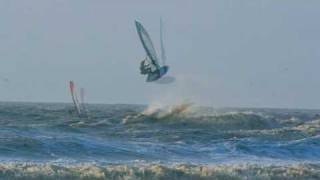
(160, 18, 166, 65)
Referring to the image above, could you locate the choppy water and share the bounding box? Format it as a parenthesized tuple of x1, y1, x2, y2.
(0, 102, 319, 179)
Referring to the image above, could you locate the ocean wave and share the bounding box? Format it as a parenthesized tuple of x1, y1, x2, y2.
(0, 103, 319, 169)
(123, 109, 279, 132)
(0, 163, 319, 180)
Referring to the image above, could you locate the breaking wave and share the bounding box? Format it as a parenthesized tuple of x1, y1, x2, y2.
(0, 163, 319, 180)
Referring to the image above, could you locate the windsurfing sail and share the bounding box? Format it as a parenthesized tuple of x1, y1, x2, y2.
(135, 21, 160, 72)
(80, 87, 87, 113)
(160, 18, 166, 66)
(69, 81, 81, 115)
(135, 19, 172, 83)
(80, 88, 85, 106)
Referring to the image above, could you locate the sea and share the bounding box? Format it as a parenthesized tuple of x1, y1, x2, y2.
(0, 102, 319, 179)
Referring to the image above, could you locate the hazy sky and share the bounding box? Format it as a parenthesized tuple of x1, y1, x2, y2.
(0, 0, 319, 109)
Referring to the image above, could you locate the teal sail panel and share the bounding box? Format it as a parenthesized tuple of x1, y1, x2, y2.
(135, 21, 160, 71)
